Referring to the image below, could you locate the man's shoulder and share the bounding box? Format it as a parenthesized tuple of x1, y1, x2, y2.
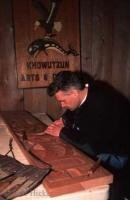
(94, 80, 130, 104)
(83, 80, 130, 113)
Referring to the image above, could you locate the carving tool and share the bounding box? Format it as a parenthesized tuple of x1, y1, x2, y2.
(87, 157, 101, 176)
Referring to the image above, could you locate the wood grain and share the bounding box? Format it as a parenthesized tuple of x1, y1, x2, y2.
(1, 111, 113, 197)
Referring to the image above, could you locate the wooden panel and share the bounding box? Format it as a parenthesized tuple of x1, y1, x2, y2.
(91, 0, 107, 79)
(1, 111, 113, 197)
(80, 0, 93, 74)
(98, 1, 113, 81)
(0, 0, 23, 111)
(13, 0, 80, 88)
(47, 95, 61, 120)
(81, 0, 114, 80)
(0, 116, 111, 200)
(24, 88, 47, 113)
(112, 0, 130, 96)
(80, 0, 130, 100)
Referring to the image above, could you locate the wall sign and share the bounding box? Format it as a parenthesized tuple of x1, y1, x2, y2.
(13, 0, 80, 88)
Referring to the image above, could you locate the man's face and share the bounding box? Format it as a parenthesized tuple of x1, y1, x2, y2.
(55, 89, 80, 111)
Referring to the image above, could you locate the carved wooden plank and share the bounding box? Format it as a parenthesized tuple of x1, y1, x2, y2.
(13, 0, 80, 88)
(1, 111, 113, 197)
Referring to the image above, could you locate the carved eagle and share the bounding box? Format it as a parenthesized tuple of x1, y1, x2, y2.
(32, 0, 62, 36)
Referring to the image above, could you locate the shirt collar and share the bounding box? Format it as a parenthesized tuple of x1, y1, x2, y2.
(80, 84, 89, 106)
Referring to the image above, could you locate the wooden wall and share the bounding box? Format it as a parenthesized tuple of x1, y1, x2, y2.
(0, 0, 47, 113)
(80, 0, 130, 98)
(0, 0, 24, 111)
(0, 0, 130, 118)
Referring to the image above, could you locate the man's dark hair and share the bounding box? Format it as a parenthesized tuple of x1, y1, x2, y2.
(47, 70, 94, 96)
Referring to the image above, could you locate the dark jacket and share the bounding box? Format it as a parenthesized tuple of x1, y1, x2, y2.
(60, 81, 130, 159)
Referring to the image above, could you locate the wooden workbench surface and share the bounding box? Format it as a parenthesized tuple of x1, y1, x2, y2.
(1, 111, 113, 198)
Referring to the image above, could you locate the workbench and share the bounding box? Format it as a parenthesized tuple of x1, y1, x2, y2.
(0, 111, 113, 200)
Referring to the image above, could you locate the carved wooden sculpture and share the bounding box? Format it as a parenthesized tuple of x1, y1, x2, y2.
(1, 111, 113, 197)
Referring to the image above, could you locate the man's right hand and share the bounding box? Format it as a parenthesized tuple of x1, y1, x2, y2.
(44, 118, 64, 137)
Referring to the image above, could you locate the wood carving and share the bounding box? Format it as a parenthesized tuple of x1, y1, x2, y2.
(28, 36, 79, 57)
(13, 0, 80, 88)
(0, 154, 51, 199)
(32, 0, 62, 36)
(1, 111, 113, 197)
(27, 0, 79, 57)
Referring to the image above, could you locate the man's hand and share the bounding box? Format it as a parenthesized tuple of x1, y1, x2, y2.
(44, 118, 64, 137)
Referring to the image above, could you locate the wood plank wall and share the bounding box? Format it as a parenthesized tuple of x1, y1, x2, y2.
(0, 0, 47, 113)
(80, 0, 130, 98)
(0, 0, 130, 118)
(0, 0, 24, 111)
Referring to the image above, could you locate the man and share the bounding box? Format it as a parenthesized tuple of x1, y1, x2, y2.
(45, 70, 130, 199)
